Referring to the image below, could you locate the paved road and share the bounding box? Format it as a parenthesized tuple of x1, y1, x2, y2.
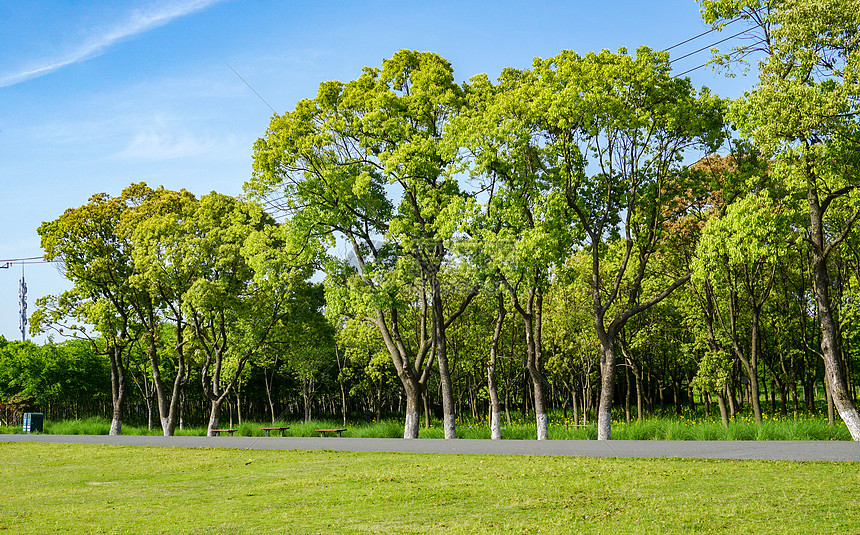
(2, 434, 858, 461)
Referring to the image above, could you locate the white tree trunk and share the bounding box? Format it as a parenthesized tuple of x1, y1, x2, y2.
(206, 403, 220, 437)
(826, 368, 860, 441)
(403, 410, 420, 439)
(597, 410, 612, 441)
(536, 412, 548, 440)
(109, 418, 122, 436)
(490, 410, 501, 440)
(597, 344, 616, 441)
(443, 414, 457, 440)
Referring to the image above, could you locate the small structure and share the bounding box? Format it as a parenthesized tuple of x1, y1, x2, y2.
(23, 412, 43, 433)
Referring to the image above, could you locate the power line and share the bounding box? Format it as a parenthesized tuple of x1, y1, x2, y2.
(658, 11, 761, 79)
(224, 61, 277, 114)
(1, 257, 59, 270)
(662, 15, 744, 52)
(674, 62, 713, 78)
(0, 256, 45, 262)
(669, 28, 752, 64)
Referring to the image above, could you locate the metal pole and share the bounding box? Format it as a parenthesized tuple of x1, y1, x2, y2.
(19, 264, 27, 341)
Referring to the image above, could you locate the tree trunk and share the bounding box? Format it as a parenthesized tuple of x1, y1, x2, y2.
(335, 347, 348, 427)
(423, 391, 431, 429)
(488, 293, 505, 440)
(743, 361, 763, 424)
(147, 397, 153, 431)
(146, 311, 188, 437)
(525, 318, 548, 440)
(634, 365, 643, 422)
(624, 365, 632, 425)
(264, 355, 279, 424)
(372, 304, 432, 439)
(206, 400, 222, 436)
(235, 388, 243, 427)
(727, 382, 737, 420)
(504, 377, 512, 426)
(597, 342, 616, 441)
(108, 346, 126, 436)
(716, 391, 729, 427)
(403, 386, 421, 439)
(431, 277, 457, 440)
(505, 282, 548, 440)
(808, 181, 860, 440)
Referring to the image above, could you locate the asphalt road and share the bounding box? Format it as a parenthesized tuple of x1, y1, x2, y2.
(2, 434, 858, 461)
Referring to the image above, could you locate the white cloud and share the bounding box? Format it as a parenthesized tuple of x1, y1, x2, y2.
(116, 129, 244, 161)
(0, 0, 227, 88)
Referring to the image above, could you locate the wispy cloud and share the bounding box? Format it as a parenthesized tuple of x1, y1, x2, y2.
(116, 128, 245, 161)
(0, 0, 227, 88)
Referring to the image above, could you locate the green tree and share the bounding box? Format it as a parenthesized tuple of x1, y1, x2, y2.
(249, 50, 477, 439)
(123, 184, 198, 436)
(702, 0, 860, 439)
(177, 193, 306, 436)
(0, 339, 110, 421)
(463, 48, 724, 439)
(454, 69, 570, 440)
(693, 191, 795, 423)
(35, 189, 148, 435)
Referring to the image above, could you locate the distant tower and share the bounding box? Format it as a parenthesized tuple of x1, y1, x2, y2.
(19, 267, 27, 341)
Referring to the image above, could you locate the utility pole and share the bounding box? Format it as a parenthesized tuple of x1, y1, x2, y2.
(19, 264, 27, 341)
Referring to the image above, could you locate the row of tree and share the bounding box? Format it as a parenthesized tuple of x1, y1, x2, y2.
(13, 0, 860, 440)
(30, 186, 332, 436)
(246, 0, 860, 441)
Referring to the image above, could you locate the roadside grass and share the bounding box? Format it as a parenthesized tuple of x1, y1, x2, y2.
(1, 407, 852, 440)
(0, 441, 857, 534)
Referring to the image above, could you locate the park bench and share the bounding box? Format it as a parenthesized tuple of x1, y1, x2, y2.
(261, 426, 290, 437)
(315, 428, 347, 437)
(211, 429, 236, 436)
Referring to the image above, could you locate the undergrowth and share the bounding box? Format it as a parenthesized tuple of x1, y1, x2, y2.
(0, 411, 851, 440)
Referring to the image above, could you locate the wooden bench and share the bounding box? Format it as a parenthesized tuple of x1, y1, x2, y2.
(261, 426, 290, 437)
(315, 428, 347, 437)
(211, 428, 236, 436)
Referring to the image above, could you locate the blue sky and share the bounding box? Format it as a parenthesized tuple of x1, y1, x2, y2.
(0, 0, 754, 342)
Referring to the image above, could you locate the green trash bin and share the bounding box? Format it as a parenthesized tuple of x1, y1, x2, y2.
(23, 412, 43, 433)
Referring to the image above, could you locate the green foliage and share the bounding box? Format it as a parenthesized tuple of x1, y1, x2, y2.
(0, 339, 110, 413)
(23, 39, 860, 440)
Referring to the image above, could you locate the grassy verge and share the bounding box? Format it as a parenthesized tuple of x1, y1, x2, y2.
(0, 442, 857, 534)
(0, 411, 852, 440)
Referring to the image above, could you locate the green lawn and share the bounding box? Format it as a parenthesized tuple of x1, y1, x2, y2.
(0, 442, 857, 534)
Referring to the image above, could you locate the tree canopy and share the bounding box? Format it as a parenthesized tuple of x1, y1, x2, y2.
(9, 18, 860, 441)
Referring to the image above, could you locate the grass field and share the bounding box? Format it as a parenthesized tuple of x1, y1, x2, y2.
(0, 441, 857, 534)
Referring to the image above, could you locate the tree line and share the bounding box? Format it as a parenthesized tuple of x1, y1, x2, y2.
(4, 0, 859, 440)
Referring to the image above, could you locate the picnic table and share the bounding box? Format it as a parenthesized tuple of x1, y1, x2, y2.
(211, 429, 236, 436)
(315, 428, 347, 437)
(260, 426, 290, 437)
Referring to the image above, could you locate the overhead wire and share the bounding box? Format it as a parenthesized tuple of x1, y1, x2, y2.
(0, 256, 46, 262)
(663, 15, 743, 52)
(225, 61, 277, 114)
(660, 12, 759, 79)
(668, 28, 752, 65)
(0, 256, 58, 271)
